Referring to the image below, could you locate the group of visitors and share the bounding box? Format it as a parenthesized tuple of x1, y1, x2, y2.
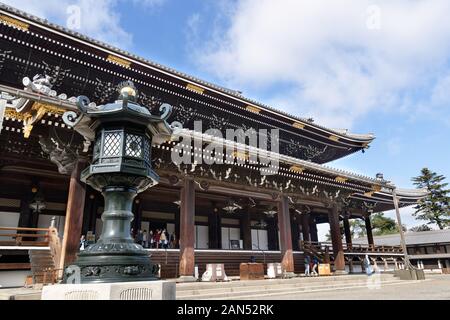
(304, 255, 319, 276)
(132, 228, 178, 249)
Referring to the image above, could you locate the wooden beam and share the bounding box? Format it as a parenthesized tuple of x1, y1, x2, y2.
(59, 160, 86, 269)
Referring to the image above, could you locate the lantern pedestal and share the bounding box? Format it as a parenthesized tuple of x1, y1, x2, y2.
(64, 173, 159, 284)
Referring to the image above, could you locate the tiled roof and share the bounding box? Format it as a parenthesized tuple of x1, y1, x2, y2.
(0, 3, 375, 143)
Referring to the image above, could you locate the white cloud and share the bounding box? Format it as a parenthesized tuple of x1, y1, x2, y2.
(132, 0, 166, 8)
(191, 0, 450, 129)
(2, 0, 166, 49)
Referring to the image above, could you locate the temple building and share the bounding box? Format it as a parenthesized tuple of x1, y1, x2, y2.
(0, 4, 428, 284)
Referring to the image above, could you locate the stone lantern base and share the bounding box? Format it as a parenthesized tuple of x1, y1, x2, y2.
(41, 280, 176, 300)
(65, 245, 160, 283)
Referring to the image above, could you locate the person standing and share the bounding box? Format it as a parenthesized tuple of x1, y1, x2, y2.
(136, 229, 143, 245)
(155, 229, 161, 248)
(160, 229, 167, 249)
(304, 255, 311, 276)
(149, 230, 154, 248)
(170, 232, 176, 249)
(80, 235, 87, 251)
(142, 230, 148, 248)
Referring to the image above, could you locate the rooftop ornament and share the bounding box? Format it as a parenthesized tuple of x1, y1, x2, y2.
(62, 81, 173, 283)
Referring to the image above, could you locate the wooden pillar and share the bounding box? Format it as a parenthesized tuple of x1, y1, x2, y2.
(267, 217, 279, 251)
(18, 194, 32, 228)
(89, 195, 100, 235)
(175, 209, 180, 248)
(277, 195, 294, 274)
(19, 179, 40, 229)
(81, 187, 99, 236)
(132, 198, 143, 236)
(241, 209, 252, 250)
(328, 204, 346, 273)
(59, 160, 87, 269)
(343, 215, 352, 248)
(179, 178, 196, 279)
(309, 216, 319, 242)
(365, 215, 374, 247)
(301, 214, 311, 242)
(291, 214, 300, 251)
(209, 207, 221, 249)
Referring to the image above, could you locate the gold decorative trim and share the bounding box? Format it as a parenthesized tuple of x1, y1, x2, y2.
(329, 135, 340, 141)
(363, 191, 375, 197)
(335, 176, 348, 183)
(4, 108, 26, 121)
(293, 122, 305, 129)
(186, 83, 205, 94)
(106, 54, 131, 68)
(31, 103, 65, 116)
(0, 15, 29, 31)
(232, 150, 249, 160)
(246, 105, 261, 114)
(5, 103, 66, 138)
(289, 165, 304, 173)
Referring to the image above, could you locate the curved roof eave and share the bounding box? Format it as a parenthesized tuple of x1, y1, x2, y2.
(0, 3, 375, 145)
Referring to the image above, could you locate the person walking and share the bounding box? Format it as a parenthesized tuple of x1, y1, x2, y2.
(312, 256, 319, 276)
(364, 254, 373, 276)
(304, 255, 311, 276)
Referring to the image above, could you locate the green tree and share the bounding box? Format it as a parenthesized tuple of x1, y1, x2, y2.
(370, 213, 402, 236)
(325, 213, 401, 240)
(412, 168, 450, 229)
(350, 219, 366, 238)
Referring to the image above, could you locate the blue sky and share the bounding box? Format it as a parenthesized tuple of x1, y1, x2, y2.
(4, 0, 450, 237)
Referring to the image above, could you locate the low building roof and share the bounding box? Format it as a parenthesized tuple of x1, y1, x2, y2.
(354, 229, 450, 246)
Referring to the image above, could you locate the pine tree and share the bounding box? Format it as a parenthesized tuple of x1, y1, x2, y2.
(412, 168, 450, 229)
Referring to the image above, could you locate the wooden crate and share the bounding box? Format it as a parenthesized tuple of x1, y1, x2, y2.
(318, 263, 331, 276)
(239, 263, 264, 280)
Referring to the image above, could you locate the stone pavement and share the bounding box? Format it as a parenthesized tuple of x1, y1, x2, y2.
(252, 274, 450, 300)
